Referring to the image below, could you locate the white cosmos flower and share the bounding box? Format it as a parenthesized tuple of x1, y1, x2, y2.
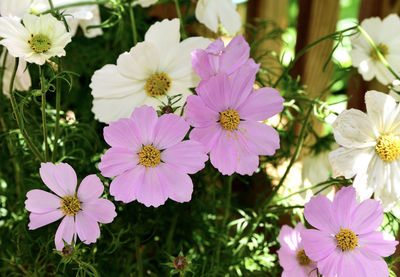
(1, 50, 31, 96)
(350, 14, 400, 85)
(0, 14, 71, 65)
(0, 0, 32, 19)
(31, 0, 103, 38)
(90, 18, 211, 123)
(195, 0, 241, 35)
(134, 0, 158, 8)
(329, 90, 400, 210)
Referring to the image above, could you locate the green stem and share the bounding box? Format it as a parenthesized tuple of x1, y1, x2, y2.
(8, 58, 43, 162)
(273, 26, 358, 88)
(42, 0, 109, 14)
(39, 65, 49, 162)
(173, 0, 187, 39)
(0, 48, 8, 95)
(52, 58, 62, 162)
(128, 2, 138, 45)
(135, 235, 144, 277)
(215, 175, 234, 265)
(357, 25, 400, 81)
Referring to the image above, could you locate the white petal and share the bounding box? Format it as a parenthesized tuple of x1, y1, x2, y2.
(374, 160, 400, 211)
(217, 0, 242, 35)
(365, 90, 398, 134)
(195, 0, 219, 33)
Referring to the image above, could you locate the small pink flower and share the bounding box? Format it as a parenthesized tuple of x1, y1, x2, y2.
(277, 223, 317, 277)
(99, 105, 208, 207)
(185, 65, 283, 175)
(25, 163, 117, 251)
(191, 35, 251, 80)
(301, 186, 399, 277)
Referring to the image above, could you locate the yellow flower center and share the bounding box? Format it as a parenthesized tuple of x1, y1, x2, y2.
(144, 73, 171, 97)
(28, 33, 52, 53)
(375, 134, 400, 162)
(296, 249, 311, 266)
(138, 145, 161, 167)
(336, 228, 358, 251)
(219, 109, 240, 131)
(60, 195, 81, 216)
(369, 43, 389, 61)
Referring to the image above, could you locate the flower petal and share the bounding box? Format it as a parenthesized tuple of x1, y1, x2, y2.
(278, 225, 301, 252)
(304, 194, 339, 234)
(358, 231, 398, 257)
(332, 186, 358, 228)
(209, 130, 238, 175)
(365, 90, 398, 134)
(99, 147, 138, 178)
(196, 73, 231, 112)
(185, 95, 219, 128)
(25, 189, 61, 213)
(157, 163, 193, 203)
(77, 175, 104, 203)
(356, 247, 390, 277)
(301, 229, 337, 261)
(316, 248, 343, 277)
(103, 118, 142, 150)
(135, 167, 168, 207)
(217, 0, 242, 35)
(75, 211, 100, 245)
(350, 199, 383, 235)
(153, 113, 189, 150)
(130, 105, 158, 146)
(81, 199, 117, 224)
(110, 166, 146, 203)
(39, 162, 77, 197)
(329, 147, 374, 179)
(189, 122, 223, 153)
(54, 215, 75, 251)
(162, 140, 207, 174)
(28, 210, 64, 230)
(277, 247, 298, 271)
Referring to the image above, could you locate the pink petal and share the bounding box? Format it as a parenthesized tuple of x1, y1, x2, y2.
(39, 162, 77, 197)
(191, 49, 214, 79)
(237, 87, 284, 121)
(55, 215, 75, 251)
(336, 250, 366, 277)
(75, 211, 100, 245)
(229, 59, 260, 108)
(219, 35, 250, 75)
(98, 147, 138, 178)
(135, 167, 168, 207)
(350, 199, 383, 235)
(301, 229, 337, 262)
(25, 189, 61, 213)
(317, 248, 343, 277)
(332, 186, 357, 228)
(189, 123, 223, 153)
(77, 175, 104, 203)
(130, 105, 158, 145)
(282, 265, 317, 277)
(209, 131, 238, 175)
(277, 248, 298, 271)
(278, 225, 301, 252)
(196, 74, 231, 112)
(103, 118, 142, 150)
(110, 166, 146, 203)
(356, 247, 390, 277)
(304, 194, 339, 234)
(153, 113, 189, 150)
(239, 120, 280, 156)
(234, 132, 259, 175)
(358, 231, 398, 257)
(28, 210, 64, 230)
(162, 140, 207, 174)
(184, 95, 219, 128)
(82, 199, 117, 224)
(157, 164, 193, 203)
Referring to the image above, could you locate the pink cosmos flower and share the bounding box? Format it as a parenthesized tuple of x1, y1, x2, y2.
(25, 163, 117, 251)
(184, 63, 284, 175)
(98, 105, 208, 207)
(191, 35, 251, 80)
(277, 223, 317, 277)
(301, 186, 398, 277)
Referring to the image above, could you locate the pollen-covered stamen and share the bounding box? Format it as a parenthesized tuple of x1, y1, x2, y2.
(138, 145, 161, 167)
(28, 33, 52, 53)
(369, 43, 389, 61)
(219, 109, 240, 131)
(145, 73, 171, 97)
(375, 134, 400, 162)
(60, 195, 81, 216)
(296, 249, 311, 266)
(336, 228, 358, 251)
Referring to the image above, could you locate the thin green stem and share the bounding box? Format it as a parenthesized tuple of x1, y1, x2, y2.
(135, 235, 144, 277)
(39, 65, 49, 162)
(357, 25, 400, 81)
(273, 26, 357, 88)
(52, 58, 62, 162)
(128, 2, 138, 45)
(8, 58, 43, 162)
(173, 0, 187, 39)
(215, 175, 234, 265)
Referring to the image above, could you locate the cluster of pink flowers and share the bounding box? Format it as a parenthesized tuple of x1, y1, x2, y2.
(278, 186, 398, 277)
(24, 35, 284, 250)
